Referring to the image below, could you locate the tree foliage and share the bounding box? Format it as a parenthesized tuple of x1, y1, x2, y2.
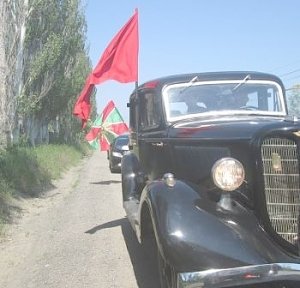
(287, 85, 300, 116)
(18, 0, 95, 144)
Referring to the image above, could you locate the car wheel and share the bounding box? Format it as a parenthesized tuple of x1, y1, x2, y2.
(109, 165, 117, 173)
(109, 159, 118, 173)
(143, 227, 177, 288)
(109, 161, 115, 173)
(157, 246, 177, 288)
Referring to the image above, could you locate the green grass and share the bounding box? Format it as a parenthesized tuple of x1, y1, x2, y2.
(0, 179, 13, 233)
(0, 143, 92, 235)
(35, 144, 85, 179)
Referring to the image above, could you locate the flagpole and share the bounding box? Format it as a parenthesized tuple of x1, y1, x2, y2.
(135, 80, 139, 144)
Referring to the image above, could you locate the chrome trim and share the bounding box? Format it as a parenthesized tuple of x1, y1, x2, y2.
(178, 263, 300, 288)
(151, 141, 164, 147)
(261, 137, 300, 245)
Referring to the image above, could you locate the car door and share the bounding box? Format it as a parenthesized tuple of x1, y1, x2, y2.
(135, 89, 169, 180)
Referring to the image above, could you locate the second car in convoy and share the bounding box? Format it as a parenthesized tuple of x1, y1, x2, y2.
(108, 134, 129, 173)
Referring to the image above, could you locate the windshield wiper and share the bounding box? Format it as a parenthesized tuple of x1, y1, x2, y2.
(180, 76, 199, 94)
(232, 74, 251, 91)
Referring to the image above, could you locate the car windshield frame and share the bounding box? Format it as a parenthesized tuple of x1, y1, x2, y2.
(162, 79, 286, 122)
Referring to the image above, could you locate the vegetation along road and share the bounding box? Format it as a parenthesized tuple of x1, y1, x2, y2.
(0, 151, 156, 288)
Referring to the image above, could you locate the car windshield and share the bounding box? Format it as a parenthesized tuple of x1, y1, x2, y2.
(162, 80, 286, 121)
(115, 137, 128, 147)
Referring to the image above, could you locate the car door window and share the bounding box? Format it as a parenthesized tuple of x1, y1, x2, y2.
(139, 91, 160, 130)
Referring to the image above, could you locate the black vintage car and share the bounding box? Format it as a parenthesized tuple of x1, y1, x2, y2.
(121, 71, 300, 288)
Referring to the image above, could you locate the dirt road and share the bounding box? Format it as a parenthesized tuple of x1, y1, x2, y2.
(0, 151, 156, 288)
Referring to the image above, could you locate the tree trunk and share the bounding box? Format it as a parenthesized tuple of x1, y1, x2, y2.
(0, 1, 8, 148)
(24, 116, 49, 147)
(12, 0, 28, 145)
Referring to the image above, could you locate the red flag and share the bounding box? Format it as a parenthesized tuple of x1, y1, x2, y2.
(73, 75, 95, 127)
(90, 9, 139, 85)
(73, 10, 139, 127)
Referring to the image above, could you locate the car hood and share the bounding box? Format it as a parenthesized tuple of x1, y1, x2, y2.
(168, 115, 293, 140)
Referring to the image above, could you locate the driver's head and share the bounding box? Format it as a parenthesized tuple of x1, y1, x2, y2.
(235, 92, 249, 107)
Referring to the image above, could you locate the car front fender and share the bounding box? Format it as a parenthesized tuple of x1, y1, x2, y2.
(139, 180, 299, 273)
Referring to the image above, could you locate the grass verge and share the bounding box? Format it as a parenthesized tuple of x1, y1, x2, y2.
(0, 143, 92, 235)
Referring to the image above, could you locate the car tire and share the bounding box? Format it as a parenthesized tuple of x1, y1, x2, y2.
(143, 227, 177, 288)
(109, 157, 120, 173)
(109, 162, 118, 173)
(157, 246, 177, 288)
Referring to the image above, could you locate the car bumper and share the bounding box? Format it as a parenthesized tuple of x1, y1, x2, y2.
(111, 156, 123, 167)
(177, 263, 300, 288)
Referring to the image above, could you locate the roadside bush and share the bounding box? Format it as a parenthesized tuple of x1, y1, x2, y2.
(0, 143, 91, 234)
(34, 144, 85, 179)
(0, 143, 91, 196)
(0, 147, 51, 196)
(0, 179, 13, 233)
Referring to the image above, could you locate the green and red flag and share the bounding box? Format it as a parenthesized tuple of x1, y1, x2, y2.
(85, 100, 129, 151)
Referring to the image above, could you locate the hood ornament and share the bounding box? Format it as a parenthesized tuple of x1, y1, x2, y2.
(272, 153, 282, 172)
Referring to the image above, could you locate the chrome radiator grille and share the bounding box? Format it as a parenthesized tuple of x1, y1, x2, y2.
(261, 137, 300, 245)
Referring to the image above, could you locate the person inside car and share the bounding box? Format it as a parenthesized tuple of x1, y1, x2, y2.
(185, 95, 207, 114)
(235, 91, 249, 108)
(218, 90, 249, 110)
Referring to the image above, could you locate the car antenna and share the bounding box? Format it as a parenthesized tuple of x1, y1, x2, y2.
(180, 76, 199, 94)
(232, 74, 251, 91)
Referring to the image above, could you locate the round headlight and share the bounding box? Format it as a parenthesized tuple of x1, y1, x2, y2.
(211, 157, 245, 192)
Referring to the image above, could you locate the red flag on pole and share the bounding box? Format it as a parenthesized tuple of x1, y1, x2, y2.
(73, 9, 139, 127)
(90, 9, 139, 85)
(73, 75, 95, 126)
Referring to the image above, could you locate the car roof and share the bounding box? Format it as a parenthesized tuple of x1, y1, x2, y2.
(137, 71, 284, 92)
(114, 134, 129, 140)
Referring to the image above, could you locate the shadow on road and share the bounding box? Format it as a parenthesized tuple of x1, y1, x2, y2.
(89, 180, 121, 185)
(85, 219, 124, 234)
(85, 218, 160, 288)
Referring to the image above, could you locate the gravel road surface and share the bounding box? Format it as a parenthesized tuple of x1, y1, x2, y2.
(0, 151, 157, 288)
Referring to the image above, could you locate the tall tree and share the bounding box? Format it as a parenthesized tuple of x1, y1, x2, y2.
(19, 0, 93, 145)
(287, 85, 300, 116)
(0, 0, 94, 147)
(0, 0, 26, 148)
(0, 0, 7, 148)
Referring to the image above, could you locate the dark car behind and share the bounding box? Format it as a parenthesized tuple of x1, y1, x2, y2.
(108, 134, 129, 173)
